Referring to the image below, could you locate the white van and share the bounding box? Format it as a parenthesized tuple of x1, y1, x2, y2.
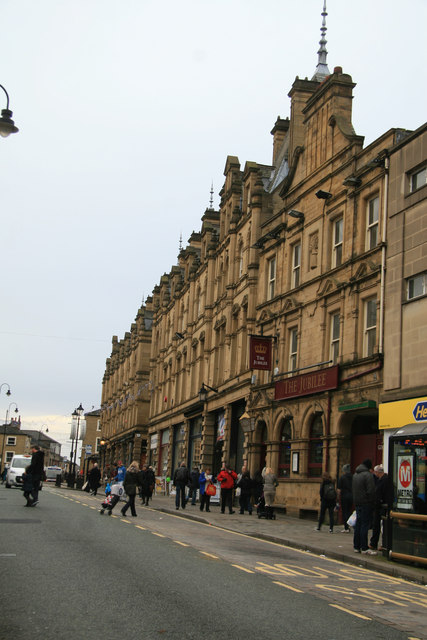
(5, 454, 32, 488)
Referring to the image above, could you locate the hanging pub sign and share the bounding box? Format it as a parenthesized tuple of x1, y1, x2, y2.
(249, 335, 272, 371)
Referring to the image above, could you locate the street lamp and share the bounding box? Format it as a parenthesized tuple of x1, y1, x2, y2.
(1, 402, 19, 474)
(69, 403, 84, 487)
(0, 84, 19, 137)
(38, 424, 50, 465)
(0, 382, 12, 396)
(198, 383, 218, 403)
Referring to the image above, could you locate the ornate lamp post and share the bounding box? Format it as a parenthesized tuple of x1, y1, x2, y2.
(68, 404, 84, 487)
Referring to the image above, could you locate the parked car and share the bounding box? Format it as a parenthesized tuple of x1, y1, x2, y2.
(45, 466, 62, 482)
(5, 455, 32, 488)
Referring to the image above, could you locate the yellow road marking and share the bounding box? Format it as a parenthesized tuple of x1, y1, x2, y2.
(273, 581, 303, 593)
(329, 604, 371, 620)
(200, 552, 218, 559)
(152, 532, 165, 538)
(90, 506, 96, 510)
(174, 541, 189, 547)
(81, 503, 88, 506)
(135, 525, 146, 531)
(232, 564, 254, 574)
(121, 519, 131, 524)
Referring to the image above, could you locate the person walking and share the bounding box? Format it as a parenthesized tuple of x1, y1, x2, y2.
(189, 466, 200, 505)
(337, 464, 353, 532)
(121, 461, 142, 517)
(140, 464, 156, 506)
(26, 445, 45, 507)
(173, 462, 190, 510)
(237, 470, 254, 515)
(199, 468, 212, 512)
(262, 467, 278, 519)
(252, 469, 264, 504)
(88, 462, 101, 496)
(114, 460, 126, 483)
(315, 472, 337, 533)
(352, 458, 376, 554)
(217, 463, 237, 514)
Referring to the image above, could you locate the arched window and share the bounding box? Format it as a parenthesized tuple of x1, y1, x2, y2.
(278, 419, 292, 478)
(308, 415, 323, 477)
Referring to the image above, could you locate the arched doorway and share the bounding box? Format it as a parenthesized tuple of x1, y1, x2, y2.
(258, 421, 268, 471)
(351, 414, 382, 470)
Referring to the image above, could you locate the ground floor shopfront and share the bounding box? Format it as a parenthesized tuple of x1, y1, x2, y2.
(379, 396, 427, 566)
(147, 362, 384, 517)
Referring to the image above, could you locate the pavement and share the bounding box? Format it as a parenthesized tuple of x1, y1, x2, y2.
(144, 493, 427, 586)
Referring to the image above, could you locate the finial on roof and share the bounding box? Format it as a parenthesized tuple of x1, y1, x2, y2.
(209, 182, 214, 209)
(311, 1, 330, 82)
(179, 232, 183, 253)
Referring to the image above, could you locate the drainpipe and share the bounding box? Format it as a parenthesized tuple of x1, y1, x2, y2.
(378, 155, 390, 355)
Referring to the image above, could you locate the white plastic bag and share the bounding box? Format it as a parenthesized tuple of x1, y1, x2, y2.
(347, 510, 357, 528)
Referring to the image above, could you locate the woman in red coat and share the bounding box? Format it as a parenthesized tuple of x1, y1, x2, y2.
(216, 464, 237, 514)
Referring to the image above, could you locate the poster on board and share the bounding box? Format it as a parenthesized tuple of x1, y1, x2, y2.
(396, 455, 414, 511)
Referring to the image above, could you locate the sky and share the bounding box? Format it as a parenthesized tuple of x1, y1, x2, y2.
(1, 0, 426, 457)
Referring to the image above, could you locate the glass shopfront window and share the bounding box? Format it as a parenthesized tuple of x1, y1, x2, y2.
(172, 424, 186, 476)
(188, 417, 203, 470)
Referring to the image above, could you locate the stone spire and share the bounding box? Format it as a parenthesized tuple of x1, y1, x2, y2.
(209, 182, 214, 210)
(311, 1, 330, 82)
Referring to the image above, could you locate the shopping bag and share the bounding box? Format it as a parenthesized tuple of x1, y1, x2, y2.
(347, 510, 357, 528)
(205, 483, 216, 496)
(82, 481, 89, 491)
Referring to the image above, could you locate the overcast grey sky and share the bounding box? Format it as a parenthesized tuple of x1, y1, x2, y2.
(1, 0, 426, 454)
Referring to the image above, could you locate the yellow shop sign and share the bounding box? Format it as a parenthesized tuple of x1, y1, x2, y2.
(379, 396, 427, 430)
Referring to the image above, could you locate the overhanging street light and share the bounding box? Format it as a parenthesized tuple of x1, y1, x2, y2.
(0, 383, 11, 396)
(199, 383, 219, 403)
(0, 84, 19, 138)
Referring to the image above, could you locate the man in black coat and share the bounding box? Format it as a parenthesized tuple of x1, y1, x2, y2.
(173, 462, 190, 510)
(88, 462, 101, 496)
(352, 458, 376, 554)
(27, 445, 45, 507)
(369, 464, 394, 551)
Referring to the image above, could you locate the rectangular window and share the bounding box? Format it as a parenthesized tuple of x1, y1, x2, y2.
(364, 298, 377, 357)
(292, 243, 301, 288)
(267, 256, 276, 300)
(366, 196, 379, 250)
(96, 420, 101, 431)
(410, 166, 427, 192)
(6, 436, 16, 446)
(288, 328, 298, 372)
(407, 273, 426, 300)
(332, 218, 343, 268)
(96, 437, 101, 453)
(330, 313, 340, 364)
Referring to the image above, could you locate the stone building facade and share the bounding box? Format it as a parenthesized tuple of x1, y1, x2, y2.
(99, 21, 426, 518)
(99, 303, 153, 474)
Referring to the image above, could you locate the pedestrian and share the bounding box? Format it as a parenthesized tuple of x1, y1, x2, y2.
(121, 461, 142, 517)
(369, 464, 394, 551)
(26, 445, 45, 507)
(88, 462, 101, 496)
(217, 463, 237, 514)
(1, 464, 9, 484)
(114, 460, 126, 483)
(140, 464, 155, 506)
(237, 470, 254, 515)
(352, 458, 376, 555)
(189, 466, 200, 505)
(262, 467, 278, 519)
(199, 467, 212, 512)
(315, 472, 337, 533)
(337, 463, 353, 533)
(252, 469, 264, 504)
(22, 466, 34, 507)
(173, 462, 190, 510)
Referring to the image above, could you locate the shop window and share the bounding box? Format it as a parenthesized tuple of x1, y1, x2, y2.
(308, 416, 323, 477)
(366, 196, 379, 250)
(278, 419, 292, 478)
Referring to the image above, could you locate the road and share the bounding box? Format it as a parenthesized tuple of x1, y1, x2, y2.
(0, 485, 425, 640)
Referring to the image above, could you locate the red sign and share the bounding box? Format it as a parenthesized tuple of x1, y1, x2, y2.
(399, 459, 412, 488)
(275, 365, 339, 400)
(249, 336, 272, 371)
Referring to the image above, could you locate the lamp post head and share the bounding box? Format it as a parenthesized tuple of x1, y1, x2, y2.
(76, 403, 84, 416)
(199, 384, 208, 404)
(6, 389, 11, 396)
(0, 85, 18, 138)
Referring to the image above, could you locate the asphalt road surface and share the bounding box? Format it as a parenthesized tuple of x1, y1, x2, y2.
(0, 485, 425, 640)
